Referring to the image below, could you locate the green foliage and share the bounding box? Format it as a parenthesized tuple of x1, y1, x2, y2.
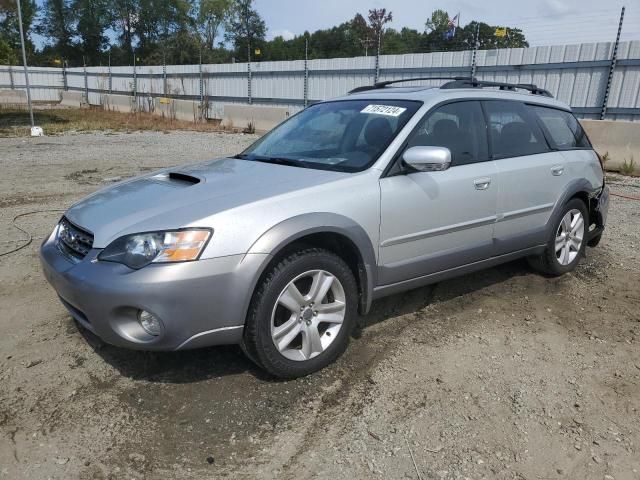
(620, 156, 636, 176)
(74, 0, 110, 64)
(0, 2, 530, 67)
(0, 0, 37, 62)
(36, 0, 75, 61)
(224, 0, 266, 61)
(0, 36, 18, 64)
(198, 0, 231, 50)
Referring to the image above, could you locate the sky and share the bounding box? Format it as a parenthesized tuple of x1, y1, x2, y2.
(257, 0, 639, 47)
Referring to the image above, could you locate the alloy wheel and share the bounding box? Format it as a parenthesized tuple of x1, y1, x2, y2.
(271, 270, 346, 361)
(555, 209, 584, 266)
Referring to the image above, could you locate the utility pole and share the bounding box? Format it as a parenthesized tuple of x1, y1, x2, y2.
(16, 0, 35, 130)
(601, 6, 625, 120)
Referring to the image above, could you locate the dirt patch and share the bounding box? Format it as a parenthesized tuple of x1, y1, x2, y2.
(0, 132, 638, 480)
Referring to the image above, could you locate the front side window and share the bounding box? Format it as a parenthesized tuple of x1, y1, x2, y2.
(529, 105, 592, 150)
(483, 100, 550, 158)
(405, 101, 488, 166)
(239, 100, 421, 172)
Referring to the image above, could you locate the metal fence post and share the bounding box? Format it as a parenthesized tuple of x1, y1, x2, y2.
(133, 53, 138, 111)
(162, 51, 167, 96)
(108, 52, 112, 94)
(374, 30, 381, 83)
(62, 60, 68, 91)
(8, 64, 14, 89)
(199, 49, 204, 121)
(470, 23, 480, 78)
(304, 37, 309, 108)
(247, 59, 252, 105)
(601, 6, 625, 120)
(83, 57, 89, 104)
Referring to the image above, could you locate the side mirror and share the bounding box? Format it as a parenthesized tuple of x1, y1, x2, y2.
(402, 146, 451, 172)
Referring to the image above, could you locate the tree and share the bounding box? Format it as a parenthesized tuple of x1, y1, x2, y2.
(37, 0, 76, 62)
(459, 21, 528, 49)
(198, 0, 230, 51)
(367, 8, 392, 54)
(224, 0, 265, 61)
(425, 9, 449, 33)
(110, 0, 137, 57)
(74, 0, 110, 64)
(0, 0, 37, 63)
(350, 13, 372, 55)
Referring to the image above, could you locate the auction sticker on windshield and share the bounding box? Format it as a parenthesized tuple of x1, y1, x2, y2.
(361, 104, 407, 117)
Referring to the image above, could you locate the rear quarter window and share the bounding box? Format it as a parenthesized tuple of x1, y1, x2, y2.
(483, 100, 550, 158)
(529, 105, 592, 150)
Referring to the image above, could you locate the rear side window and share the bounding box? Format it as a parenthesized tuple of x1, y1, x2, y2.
(406, 101, 489, 166)
(483, 100, 550, 158)
(529, 105, 592, 150)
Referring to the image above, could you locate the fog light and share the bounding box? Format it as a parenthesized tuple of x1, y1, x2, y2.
(138, 310, 162, 336)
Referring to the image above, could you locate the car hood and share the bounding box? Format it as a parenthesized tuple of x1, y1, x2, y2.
(65, 158, 347, 247)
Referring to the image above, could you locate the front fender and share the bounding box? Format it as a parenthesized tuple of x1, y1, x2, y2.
(244, 213, 378, 315)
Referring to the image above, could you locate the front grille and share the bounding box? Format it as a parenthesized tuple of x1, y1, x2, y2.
(57, 217, 94, 261)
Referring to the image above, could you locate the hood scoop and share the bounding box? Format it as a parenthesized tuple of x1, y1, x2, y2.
(149, 171, 202, 187)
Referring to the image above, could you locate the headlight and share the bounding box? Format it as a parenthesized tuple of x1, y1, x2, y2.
(98, 229, 212, 269)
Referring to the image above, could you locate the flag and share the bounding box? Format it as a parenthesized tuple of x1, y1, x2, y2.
(444, 13, 460, 40)
(495, 27, 507, 38)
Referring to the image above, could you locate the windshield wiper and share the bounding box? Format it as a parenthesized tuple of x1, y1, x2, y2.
(235, 154, 309, 169)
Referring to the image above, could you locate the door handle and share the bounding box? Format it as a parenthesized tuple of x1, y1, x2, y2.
(551, 165, 564, 176)
(474, 178, 491, 190)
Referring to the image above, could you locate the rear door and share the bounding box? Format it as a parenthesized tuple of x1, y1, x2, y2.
(484, 100, 563, 255)
(529, 104, 601, 190)
(378, 100, 498, 285)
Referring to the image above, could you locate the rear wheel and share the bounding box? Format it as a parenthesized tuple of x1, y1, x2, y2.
(528, 198, 588, 276)
(243, 248, 357, 379)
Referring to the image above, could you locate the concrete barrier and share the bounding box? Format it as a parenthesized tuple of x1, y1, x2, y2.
(0, 89, 27, 105)
(154, 97, 201, 122)
(60, 91, 85, 108)
(222, 104, 290, 132)
(103, 94, 134, 113)
(581, 119, 640, 170)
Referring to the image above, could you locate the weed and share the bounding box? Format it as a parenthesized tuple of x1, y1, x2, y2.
(620, 156, 636, 176)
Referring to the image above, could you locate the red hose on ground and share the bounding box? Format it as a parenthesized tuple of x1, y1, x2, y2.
(611, 192, 640, 201)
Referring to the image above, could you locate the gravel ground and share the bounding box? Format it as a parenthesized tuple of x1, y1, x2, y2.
(0, 131, 639, 480)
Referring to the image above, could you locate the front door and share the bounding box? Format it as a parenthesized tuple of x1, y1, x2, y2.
(378, 100, 498, 286)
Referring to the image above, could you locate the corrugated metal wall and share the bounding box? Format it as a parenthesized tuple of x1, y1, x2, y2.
(1, 40, 639, 120)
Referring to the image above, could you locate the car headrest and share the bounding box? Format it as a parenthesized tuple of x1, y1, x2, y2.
(364, 117, 393, 148)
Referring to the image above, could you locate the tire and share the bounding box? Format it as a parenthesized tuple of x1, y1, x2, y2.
(528, 198, 588, 276)
(243, 248, 358, 379)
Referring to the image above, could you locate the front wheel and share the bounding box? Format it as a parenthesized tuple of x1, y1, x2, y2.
(243, 248, 358, 379)
(528, 198, 588, 276)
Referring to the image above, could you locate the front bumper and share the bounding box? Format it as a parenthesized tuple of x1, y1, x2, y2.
(40, 232, 268, 351)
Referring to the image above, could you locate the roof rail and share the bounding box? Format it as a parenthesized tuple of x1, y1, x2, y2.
(441, 78, 553, 97)
(348, 76, 472, 94)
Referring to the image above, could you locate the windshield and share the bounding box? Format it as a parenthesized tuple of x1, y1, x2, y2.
(237, 99, 421, 172)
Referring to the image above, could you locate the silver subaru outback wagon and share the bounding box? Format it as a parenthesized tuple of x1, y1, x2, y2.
(40, 77, 609, 378)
